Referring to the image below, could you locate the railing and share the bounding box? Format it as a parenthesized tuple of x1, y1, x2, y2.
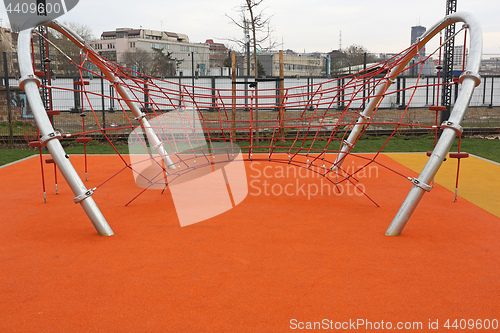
(1, 75, 499, 141)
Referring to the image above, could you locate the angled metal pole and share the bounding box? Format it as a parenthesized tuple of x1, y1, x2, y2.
(386, 12, 482, 236)
(17, 28, 114, 236)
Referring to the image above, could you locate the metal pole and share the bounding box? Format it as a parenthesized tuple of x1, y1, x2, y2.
(191, 51, 194, 96)
(211, 76, 216, 112)
(100, 73, 106, 132)
(17, 29, 114, 236)
(3, 52, 13, 147)
(231, 52, 236, 139)
(490, 77, 494, 107)
(401, 77, 406, 107)
(481, 77, 486, 105)
(386, 12, 482, 236)
(279, 50, 285, 144)
(426, 77, 430, 106)
(244, 18, 251, 77)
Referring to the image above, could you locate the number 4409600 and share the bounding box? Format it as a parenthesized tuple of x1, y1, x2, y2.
(444, 319, 498, 330)
(5, 2, 62, 14)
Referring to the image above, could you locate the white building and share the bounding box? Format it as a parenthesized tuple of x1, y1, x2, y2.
(92, 28, 210, 76)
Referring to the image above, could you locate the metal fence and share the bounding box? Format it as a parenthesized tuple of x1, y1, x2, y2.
(1, 75, 499, 143)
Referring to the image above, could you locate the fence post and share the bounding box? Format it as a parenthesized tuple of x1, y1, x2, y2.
(231, 52, 236, 139)
(100, 74, 106, 132)
(3, 51, 13, 147)
(279, 50, 285, 144)
(426, 77, 429, 106)
(211, 76, 216, 112)
(396, 77, 401, 105)
(482, 76, 486, 105)
(401, 77, 406, 108)
(489, 77, 494, 108)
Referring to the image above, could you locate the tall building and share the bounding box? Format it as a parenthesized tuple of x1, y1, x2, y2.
(410, 25, 430, 76)
(453, 45, 468, 72)
(411, 25, 427, 59)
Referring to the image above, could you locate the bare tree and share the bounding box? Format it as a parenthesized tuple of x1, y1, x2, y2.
(0, 28, 18, 75)
(227, 0, 275, 143)
(122, 48, 181, 77)
(122, 49, 154, 76)
(343, 45, 374, 67)
(227, 0, 275, 76)
(150, 49, 181, 77)
(330, 45, 376, 75)
(62, 22, 96, 41)
(47, 22, 96, 76)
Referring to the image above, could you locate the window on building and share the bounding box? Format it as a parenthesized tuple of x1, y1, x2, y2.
(151, 42, 163, 49)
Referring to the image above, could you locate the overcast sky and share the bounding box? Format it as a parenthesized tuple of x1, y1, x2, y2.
(1, 0, 499, 56)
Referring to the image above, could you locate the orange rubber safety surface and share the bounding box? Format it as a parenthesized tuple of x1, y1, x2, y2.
(0, 154, 499, 332)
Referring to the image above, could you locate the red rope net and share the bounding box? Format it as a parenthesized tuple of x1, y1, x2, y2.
(31, 24, 469, 207)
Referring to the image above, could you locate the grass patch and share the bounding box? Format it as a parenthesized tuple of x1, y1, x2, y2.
(1, 136, 499, 167)
(0, 141, 129, 166)
(61, 141, 129, 155)
(0, 148, 38, 166)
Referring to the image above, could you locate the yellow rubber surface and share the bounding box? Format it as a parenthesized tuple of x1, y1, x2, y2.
(386, 153, 500, 218)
